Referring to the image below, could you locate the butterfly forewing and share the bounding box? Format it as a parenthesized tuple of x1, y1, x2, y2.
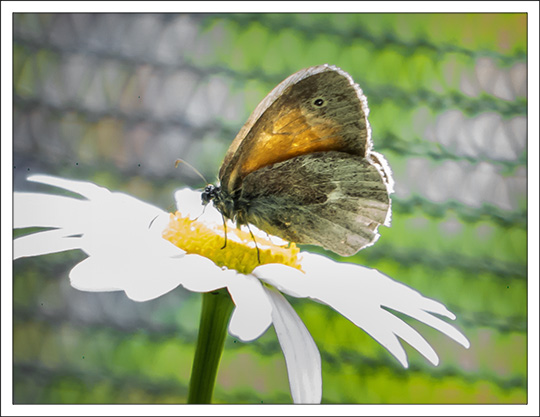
(219, 65, 372, 193)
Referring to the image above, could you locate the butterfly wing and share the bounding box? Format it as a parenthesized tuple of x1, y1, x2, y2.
(237, 151, 393, 256)
(219, 64, 372, 193)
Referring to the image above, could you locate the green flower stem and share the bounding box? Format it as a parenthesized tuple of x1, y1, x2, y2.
(187, 288, 234, 404)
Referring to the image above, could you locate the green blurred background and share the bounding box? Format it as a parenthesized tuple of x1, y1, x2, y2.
(13, 13, 527, 404)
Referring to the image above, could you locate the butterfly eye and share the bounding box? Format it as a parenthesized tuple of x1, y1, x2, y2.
(313, 98, 325, 107)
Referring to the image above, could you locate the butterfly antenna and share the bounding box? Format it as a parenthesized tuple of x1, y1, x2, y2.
(175, 158, 208, 184)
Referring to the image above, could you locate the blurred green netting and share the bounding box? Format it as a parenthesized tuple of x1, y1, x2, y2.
(13, 13, 527, 404)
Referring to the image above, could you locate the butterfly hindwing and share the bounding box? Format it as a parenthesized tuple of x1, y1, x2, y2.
(237, 151, 392, 256)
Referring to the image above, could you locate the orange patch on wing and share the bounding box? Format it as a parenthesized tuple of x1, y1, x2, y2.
(239, 109, 344, 178)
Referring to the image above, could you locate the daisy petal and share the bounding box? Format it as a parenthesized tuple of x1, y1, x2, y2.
(253, 263, 309, 298)
(14, 229, 83, 259)
(373, 276, 458, 320)
(264, 286, 322, 404)
(69, 258, 124, 292)
(227, 275, 272, 342)
(69, 255, 188, 301)
(256, 253, 469, 367)
(14, 193, 88, 229)
(359, 273, 470, 349)
(412, 297, 456, 320)
(353, 313, 409, 368)
(383, 312, 440, 366)
(171, 254, 236, 293)
(402, 309, 470, 349)
(27, 175, 110, 200)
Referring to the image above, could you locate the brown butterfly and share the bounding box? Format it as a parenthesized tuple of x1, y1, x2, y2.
(202, 64, 393, 256)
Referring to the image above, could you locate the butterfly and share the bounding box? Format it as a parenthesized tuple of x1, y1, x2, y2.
(202, 64, 393, 256)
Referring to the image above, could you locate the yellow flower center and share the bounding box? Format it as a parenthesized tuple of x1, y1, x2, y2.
(162, 211, 302, 275)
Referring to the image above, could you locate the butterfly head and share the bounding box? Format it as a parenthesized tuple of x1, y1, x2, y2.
(201, 184, 237, 222)
(201, 184, 220, 206)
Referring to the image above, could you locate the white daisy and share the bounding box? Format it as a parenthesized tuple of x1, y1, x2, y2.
(14, 175, 470, 404)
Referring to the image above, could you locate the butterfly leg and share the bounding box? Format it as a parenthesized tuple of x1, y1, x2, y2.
(220, 213, 228, 249)
(194, 204, 208, 221)
(246, 223, 261, 264)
